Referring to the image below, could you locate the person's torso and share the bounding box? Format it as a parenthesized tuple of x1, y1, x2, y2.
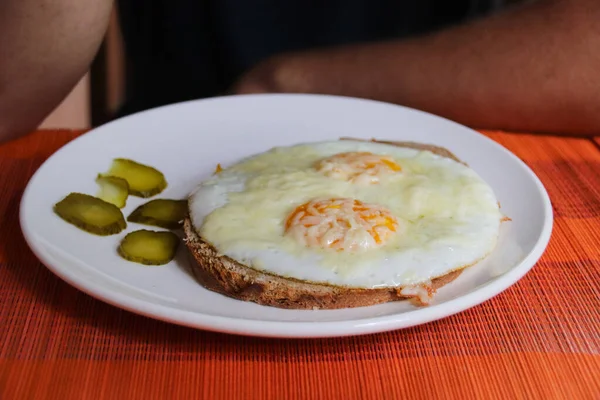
(117, 0, 499, 115)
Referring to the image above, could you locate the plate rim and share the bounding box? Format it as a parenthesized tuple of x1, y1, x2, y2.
(19, 94, 554, 338)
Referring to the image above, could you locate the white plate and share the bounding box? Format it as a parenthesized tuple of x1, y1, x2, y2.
(20, 94, 552, 338)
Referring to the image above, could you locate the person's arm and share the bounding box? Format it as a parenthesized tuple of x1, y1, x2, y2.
(0, 0, 113, 143)
(235, 0, 600, 136)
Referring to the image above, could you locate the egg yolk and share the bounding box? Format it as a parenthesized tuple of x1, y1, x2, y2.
(285, 198, 399, 251)
(315, 152, 402, 184)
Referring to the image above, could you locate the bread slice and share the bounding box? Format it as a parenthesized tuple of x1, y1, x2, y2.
(183, 140, 468, 310)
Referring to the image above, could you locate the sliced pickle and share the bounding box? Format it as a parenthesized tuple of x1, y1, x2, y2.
(96, 175, 129, 208)
(127, 199, 187, 229)
(118, 230, 179, 265)
(105, 158, 167, 198)
(54, 193, 126, 235)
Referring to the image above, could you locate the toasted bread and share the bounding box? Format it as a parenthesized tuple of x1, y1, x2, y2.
(183, 140, 467, 309)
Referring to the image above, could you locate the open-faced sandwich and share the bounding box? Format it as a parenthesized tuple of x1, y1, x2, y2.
(184, 138, 507, 309)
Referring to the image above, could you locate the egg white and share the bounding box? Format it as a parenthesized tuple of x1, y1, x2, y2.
(188, 140, 503, 288)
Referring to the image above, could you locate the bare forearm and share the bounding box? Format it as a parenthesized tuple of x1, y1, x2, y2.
(237, 0, 600, 135)
(0, 0, 113, 142)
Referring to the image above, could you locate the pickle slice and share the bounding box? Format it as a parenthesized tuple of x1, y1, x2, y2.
(96, 175, 129, 208)
(127, 199, 187, 229)
(54, 193, 126, 235)
(105, 158, 167, 198)
(118, 230, 179, 265)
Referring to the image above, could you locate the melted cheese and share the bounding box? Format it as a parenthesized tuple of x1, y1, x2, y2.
(189, 140, 503, 288)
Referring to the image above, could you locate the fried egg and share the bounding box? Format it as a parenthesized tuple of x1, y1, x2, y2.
(188, 140, 504, 289)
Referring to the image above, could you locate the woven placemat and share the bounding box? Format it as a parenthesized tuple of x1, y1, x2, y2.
(1, 130, 598, 399)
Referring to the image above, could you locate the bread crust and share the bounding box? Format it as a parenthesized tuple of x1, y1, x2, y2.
(183, 139, 468, 309)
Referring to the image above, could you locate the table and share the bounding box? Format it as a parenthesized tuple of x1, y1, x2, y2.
(1, 129, 599, 399)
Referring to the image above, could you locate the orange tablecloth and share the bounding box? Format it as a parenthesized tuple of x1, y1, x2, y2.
(1, 129, 599, 399)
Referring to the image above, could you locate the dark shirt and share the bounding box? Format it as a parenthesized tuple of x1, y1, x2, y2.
(117, 0, 498, 116)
